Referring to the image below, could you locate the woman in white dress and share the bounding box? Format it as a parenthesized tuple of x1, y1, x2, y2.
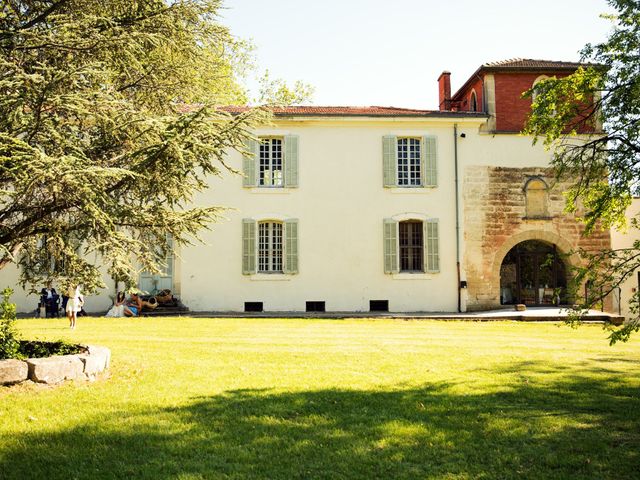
(65, 284, 83, 329)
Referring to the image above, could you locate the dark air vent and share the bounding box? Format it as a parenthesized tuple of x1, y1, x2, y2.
(244, 302, 263, 312)
(370, 300, 389, 312)
(306, 301, 325, 312)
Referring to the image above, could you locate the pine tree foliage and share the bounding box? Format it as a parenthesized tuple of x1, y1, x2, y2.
(0, 0, 269, 292)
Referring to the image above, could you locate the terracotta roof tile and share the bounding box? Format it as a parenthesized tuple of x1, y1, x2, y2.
(272, 106, 437, 115)
(482, 58, 585, 69)
(220, 105, 486, 117)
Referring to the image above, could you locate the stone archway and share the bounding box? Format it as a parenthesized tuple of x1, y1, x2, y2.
(499, 240, 569, 305)
(486, 229, 579, 307)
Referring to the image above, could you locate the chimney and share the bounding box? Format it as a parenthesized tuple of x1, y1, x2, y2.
(438, 71, 451, 111)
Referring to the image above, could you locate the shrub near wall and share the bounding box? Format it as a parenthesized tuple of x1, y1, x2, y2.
(0, 288, 20, 360)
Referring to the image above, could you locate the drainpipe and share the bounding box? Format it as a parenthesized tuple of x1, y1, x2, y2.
(454, 124, 461, 313)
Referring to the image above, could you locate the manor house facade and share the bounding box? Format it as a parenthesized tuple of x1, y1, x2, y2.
(5, 59, 623, 314)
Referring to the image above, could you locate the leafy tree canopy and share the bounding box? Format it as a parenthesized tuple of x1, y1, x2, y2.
(524, 0, 640, 342)
(258, 69, 315, 106)
(0, 0, 282, 293)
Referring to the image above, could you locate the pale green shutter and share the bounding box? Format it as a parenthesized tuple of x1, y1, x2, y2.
(423, 135, 437, 187)
(284, 135, 299, 188)
(284, 219, 299, 274)
(425, 219, 440, 272)
(383, 218, 398, 273)
(382, 136, 397, 187)
(242, 219, 256, 274)
(243, 139, 259, 187)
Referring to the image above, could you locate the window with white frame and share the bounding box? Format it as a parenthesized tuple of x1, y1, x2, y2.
(258, 221, 283, 272)
(243, 135, 299, 188)
(242, 218, 299, 275)
(259, 138, 283, 187)
(383, 135, 437, 188)
(397, 138, 421, 186)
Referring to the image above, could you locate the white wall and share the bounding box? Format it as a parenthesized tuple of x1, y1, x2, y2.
(459, 132, 554, 169)
(181, 117, 484, 312)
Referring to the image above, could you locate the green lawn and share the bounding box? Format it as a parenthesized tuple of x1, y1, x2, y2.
(1, 317, 639, 479)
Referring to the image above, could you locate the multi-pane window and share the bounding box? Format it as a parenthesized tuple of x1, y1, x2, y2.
(259, 138, 283, 187)
(243, 218, 299, 275)
(244, 135, 298, 189)
(397, 138, 421, 186)
(258, 222, 283, 272)
(383, 135, 436, 188)
(399, 220, 423, 272)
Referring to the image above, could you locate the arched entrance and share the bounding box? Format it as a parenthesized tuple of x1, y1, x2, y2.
(500, 240, 569, 306)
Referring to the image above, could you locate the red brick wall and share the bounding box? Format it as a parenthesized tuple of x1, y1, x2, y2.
(450, 69, 597, 130)
(494, 72, 570, 132)
(438, 72, 451, 111)
(454, 77, 484, 112)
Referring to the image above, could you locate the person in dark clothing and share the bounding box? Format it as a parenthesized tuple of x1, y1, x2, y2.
(39, 283, 59, 317)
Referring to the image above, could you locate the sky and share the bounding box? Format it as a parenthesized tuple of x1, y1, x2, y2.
(220, 0, 614, 109)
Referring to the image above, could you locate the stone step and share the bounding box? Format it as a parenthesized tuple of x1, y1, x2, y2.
(139, 303, 189, 317)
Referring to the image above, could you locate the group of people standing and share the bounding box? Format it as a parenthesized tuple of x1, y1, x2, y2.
(40, 283, 145, 328)
(39, 283, 84, 329)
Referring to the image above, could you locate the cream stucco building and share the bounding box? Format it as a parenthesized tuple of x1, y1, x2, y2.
(3, 59, 637, 317)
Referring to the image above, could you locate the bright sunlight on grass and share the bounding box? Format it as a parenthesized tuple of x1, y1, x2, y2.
(1, 317, 639, 479)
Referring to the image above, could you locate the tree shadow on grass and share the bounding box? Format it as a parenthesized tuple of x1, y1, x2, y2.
(1, 366, 639, 480)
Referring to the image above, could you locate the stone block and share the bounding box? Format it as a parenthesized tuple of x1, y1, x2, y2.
(476, 293, 497, 301)
(78, 355, 102, 377)
(27, 355, 85, 384)
(87, 345, 111, 369)
(79, 346, 111, 377)
(0, 359, 28, 385)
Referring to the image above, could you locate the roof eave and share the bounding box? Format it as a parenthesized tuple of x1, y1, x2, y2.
(272, 112, 489, 119)
(451, 66, 483, 101)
